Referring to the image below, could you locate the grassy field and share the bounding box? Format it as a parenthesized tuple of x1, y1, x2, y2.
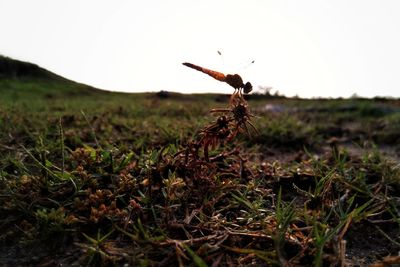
(1, 56, 400, 266)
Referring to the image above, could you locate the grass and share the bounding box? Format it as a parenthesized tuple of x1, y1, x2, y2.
(1, 57, 400, 266)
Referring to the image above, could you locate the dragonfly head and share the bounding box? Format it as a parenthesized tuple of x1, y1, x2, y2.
(243, 82, 252, 94)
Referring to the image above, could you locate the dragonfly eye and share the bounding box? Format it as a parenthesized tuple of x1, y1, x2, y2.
(243, 82, 252, 94)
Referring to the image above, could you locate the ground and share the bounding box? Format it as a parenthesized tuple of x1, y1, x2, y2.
(0, 67, 400, 266)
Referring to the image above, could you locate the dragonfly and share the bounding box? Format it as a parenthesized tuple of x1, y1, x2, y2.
(182, 62, 253, 94)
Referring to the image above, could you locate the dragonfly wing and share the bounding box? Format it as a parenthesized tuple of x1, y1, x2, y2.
(183, 62, 226, 82)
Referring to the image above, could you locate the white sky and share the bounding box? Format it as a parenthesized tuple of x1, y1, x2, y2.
(1, 0, 399, 98)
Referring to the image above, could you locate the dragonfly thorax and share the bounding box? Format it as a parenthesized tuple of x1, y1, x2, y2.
(225, 74, 244, 90)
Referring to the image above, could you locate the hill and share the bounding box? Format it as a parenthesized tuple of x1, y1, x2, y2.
(0, 55, 70, 81)
(0, 55, 105, 101)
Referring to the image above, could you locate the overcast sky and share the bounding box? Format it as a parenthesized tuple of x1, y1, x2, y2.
(1, 0, 399, 97)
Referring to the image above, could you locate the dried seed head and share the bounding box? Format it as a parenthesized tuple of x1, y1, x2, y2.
(233, 103, 248, 120)
(217, 116, 229, 128)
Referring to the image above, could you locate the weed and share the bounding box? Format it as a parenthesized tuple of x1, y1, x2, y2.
(274, 188, 295, 266)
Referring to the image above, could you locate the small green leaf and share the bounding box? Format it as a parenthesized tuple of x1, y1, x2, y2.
(181, 243, 208, 267)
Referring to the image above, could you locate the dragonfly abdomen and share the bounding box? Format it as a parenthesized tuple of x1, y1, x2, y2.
(182, 62, 226, 82)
